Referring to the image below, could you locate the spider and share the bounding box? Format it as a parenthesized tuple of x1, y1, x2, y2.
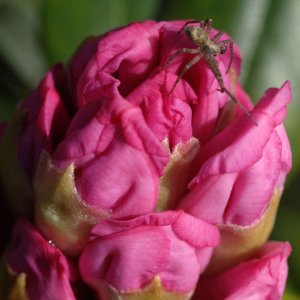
(164, 19, 257, 125)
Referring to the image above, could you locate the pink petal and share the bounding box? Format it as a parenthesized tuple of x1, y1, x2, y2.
(224, 131, 282, 225)
(79, 211, 219, 294)
(255, 81, 292, 125)
(193, 81, 291, 180)
(192, 111, 275, 181)
(18, 65, 70, 179)
(6, 220, 76, 300)
(159, 21, 242, 77)
(76, 20, 167, 106)
(193, 241, 291, 300)
(275, 124, 292, 188)
(179, 81, 292, 226)
(234, 81, 255, 115)
(178, 173, 238, 224)
(81, 225, 171, 293)
(53, 90, 169, 218)
(127, 69, 197, 147)
(66, 36, 100, 106)
(158, 21, 243, 143)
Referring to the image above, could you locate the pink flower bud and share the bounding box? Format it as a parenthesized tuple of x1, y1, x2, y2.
(179, 80, 292, 227)
(3, 220, 76, 300)
(79, 210, 220, 296)
(6, 20, 237, 254)
(192, 241, 291, 300)
(0, 19, 293, 297)
(13, 20, 246, 229)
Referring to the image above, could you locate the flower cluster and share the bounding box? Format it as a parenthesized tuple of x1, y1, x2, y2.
(0, 20, 292, 299)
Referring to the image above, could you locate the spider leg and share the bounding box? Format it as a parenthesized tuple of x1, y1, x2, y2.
(178, 19, 212, 33)
(205, 54, 257, 125)
(164, 48, 200, 68)
(205, 53, 225, 90)
(184, 20, 202, 26)
(168, 53, 204, 95)
(212, 30, 224, 42)
(202, 18, 212, 34)
(222, 87, 258, 125)
(178, 20, 201, 33)
(218, 39, 234, 74)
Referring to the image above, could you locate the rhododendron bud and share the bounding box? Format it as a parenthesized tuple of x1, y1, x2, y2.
(179, 80, 292, 226)
(0, 18, 293, 299)
(0, 20, 243, 255)
(0, 220, 76, 300)
(178, 80, 292, 273)
(193, 241, 291, 300)
(79, 210, 220, 299)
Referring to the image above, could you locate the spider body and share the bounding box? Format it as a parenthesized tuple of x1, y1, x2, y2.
(184, 26, 222, 55)
(165, 19, 257, 125)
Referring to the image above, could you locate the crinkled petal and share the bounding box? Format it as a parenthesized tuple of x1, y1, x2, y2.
(76, 20, 167, 106)
(224, 131, 282, 225)
(193, 241, 291, 300)
(6, 220, 76, 300)
(18, 65, 70, 179)
(193, 81, 291, 181)
(158, 21, 242, 143)
(66, 36, 100, 106)
(179, 81, 292, 225)
(53, 90, 169, 217)
(79, 211, 220, 295)
(178, 173, 237, 224)
(127, 69, 197, 147)
(275, 124, 292, 188)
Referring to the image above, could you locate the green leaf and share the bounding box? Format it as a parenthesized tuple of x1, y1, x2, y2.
(242, 0, 300, 178)
(159, 0, 241, 31)
(43, 0, 160, 64)
(272, 183, 300, 291)
(277, 209, 300, 283)
(0, 94, 17, 120)
(0, 1, 47, 88)
(230, 0, 272, 84)
(283, 287, 300, 300)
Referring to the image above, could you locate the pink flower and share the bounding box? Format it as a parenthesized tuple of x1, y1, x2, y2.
(0, 20, 233, 254)
(192, 241, 291, 300)
(3, 220, 76, 300)
(0, 19, 292, 297)
(13, 20, 245, 225)
(178, 80, 292, 227)
(79, 210, 220, 296)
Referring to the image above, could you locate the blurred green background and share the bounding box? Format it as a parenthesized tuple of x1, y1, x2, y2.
(0, 0, 299, 298)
